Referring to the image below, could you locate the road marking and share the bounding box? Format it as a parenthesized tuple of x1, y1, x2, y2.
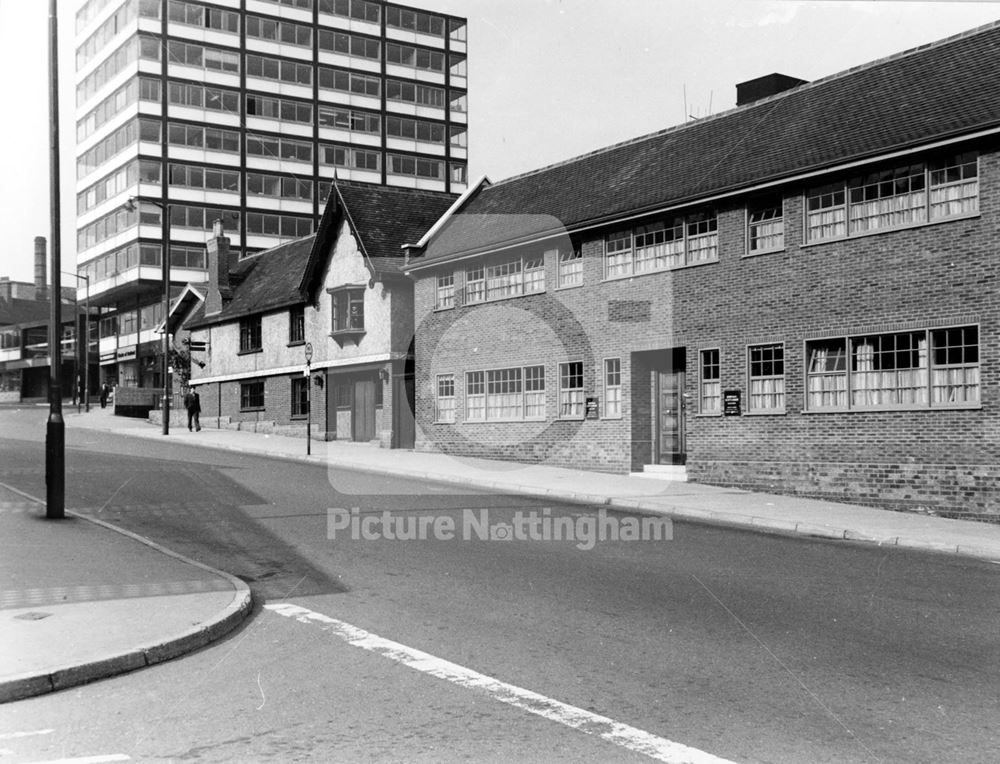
(0, 729, 54, 740)
(29, 756, 130, 764)
(266, 602, 737, 764)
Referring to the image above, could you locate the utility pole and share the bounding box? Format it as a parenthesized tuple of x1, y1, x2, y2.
(45, 0, 64, 519)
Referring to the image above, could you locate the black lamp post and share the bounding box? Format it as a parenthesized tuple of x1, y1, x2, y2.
(305, 342, 313, 456)
(63, 271, 90, 413)
(124, 196, 171, 435)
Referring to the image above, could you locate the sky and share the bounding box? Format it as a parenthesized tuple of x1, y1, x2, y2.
(1, 0, 998, 284)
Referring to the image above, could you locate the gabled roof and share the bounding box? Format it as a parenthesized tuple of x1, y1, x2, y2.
(414, 21, 1000, 266)
(187, 235, 315, 329)
(299, 180, 458, 295)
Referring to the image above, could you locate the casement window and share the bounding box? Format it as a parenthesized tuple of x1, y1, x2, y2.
(291, 377, 308, 418)
(557, 249, 583, 287)
(320, 144, 380, 171)
(317, 29, 381, 60)
(387, 154, 444, 179)
(806, 326, 979, 411)
(318, 107, 380, 134)
(605, 213, 717, 278)
(747, 200, 784, 254)
(331, 288, 365, 334)
(386, 79, 444, 108)
(289, 305, 305, 345)
(239, 316, 262, 353)
(463, 255, 545, 303)
(246, 15, 312, 47)
(319, 0, 381, 24)
(806, 152, 979, 242)
(435, 375, 456, 423)
(386, 42, 445, 73)
(465, 266, 485, 304)
(240, 380, 265, 411)
(386, 116, 446, 145)
(604, 358, 622, 418)
(700, 349, 721, 414)
(320, 67, 381, 98)
(435, 273, 455, 310)
(748, 344, 784, 413)
(559, 361, 584, 418)
(463, 366, 545, 422)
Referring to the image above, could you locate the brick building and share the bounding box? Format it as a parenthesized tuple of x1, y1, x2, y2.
(187, 180, 455, 445)
(404, 23, 1000, 520)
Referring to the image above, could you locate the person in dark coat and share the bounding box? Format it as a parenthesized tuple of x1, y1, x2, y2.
(184, 389, 201, 431)
(100, 382, 110, 409)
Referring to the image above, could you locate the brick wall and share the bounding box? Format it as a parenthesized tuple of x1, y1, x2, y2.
(412, 146, 1000, 518)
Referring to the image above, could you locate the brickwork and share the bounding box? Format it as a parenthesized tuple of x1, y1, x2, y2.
(412, 146, 1000, 518)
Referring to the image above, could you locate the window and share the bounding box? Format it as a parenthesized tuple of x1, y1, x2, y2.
(436, 273, 454, 310)
(748, 344, 784, 413)
(463, 366, 546, 422)
(462, 255, 545, 303)
(241, 380, 265, 411)
(559, 362, 584, 418)
(386, 42, 445, 72)
(700, 349, 721, 414)
(747, 200, 784, 254)
(806, 153, 979, 242)
(604, 359, 622, 418)
(289, 305, 305, 344)
(331, 288, 365, 334)
(387, 116, 446, 145)
(605, 213, 717, 278)
(436, 375, 456, 423)
(291, 377, 308, 418)
(465, 266, 485, 304)
(558, 249, 583, 288)
(806, 326, 979, 411)
(465, 371, 485, 421)
(239, 316, 262, 353)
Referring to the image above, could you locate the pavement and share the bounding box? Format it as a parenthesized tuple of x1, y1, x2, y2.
(3, 404, 1000, 705)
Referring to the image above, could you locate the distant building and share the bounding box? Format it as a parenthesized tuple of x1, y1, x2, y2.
(187, 180, 456, 445)
(405, 23, 1000, 520)
(74, 0, 468, 391)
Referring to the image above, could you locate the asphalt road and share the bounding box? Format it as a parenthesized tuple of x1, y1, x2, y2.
(1, 408, 998, 763)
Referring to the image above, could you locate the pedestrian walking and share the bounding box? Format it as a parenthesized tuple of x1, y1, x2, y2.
(184, 388, 201, 431)
(99, 382, 110, 409)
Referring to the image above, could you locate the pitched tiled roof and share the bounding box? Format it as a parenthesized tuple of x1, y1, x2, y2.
(0, 297, 55, 326)
(335, 181, 458, 274)
(188, 235, 314, 327)
(418, 21, 1000, 264)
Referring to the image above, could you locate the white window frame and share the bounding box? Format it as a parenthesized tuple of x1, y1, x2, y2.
(464, 254, 546, 304)
(559, 361, 584, 419)
(557, 248, 583, 288)
(747, 343, 785, 414)
(435, 272, 454, 310)
(604, 212, 718, 280)
(435, 374, 456, 423)
(805, 152, 979, 243)
(805, 325, 980, 412)
(462, 366, 545, 422)
(699, 348, 721, 415)
(603, 358, 622, 419)
(746, 200, 785, 255)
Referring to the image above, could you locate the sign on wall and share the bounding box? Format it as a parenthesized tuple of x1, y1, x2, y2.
(585, 396, 599, 420)
(723, 390, 742, 416)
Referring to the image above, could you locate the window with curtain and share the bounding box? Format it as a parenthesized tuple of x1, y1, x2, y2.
(435, 375, 455, 423)
(700, 349, 721, 414)
(748, 344, 784, 412)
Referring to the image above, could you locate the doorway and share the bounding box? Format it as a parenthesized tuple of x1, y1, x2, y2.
(352, 378, 376, 441)
(656, 370, 686, 464)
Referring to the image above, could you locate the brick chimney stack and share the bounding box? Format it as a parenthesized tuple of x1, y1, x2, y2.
(34, 236, 48, 301)
(204, 220, 232, 316)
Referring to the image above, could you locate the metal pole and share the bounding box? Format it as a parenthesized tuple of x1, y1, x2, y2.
(161, 205, 171, 435)
(45, 0, 64, 519)
(307, 362, 312, 456)
(84, 275, 90, 412)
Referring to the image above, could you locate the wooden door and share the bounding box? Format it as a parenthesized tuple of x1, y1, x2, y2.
(353, 378, 376, 441)
(656, 371, 685, 464)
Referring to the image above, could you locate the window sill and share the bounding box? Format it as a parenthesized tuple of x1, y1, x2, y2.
(743, 409, 786, 416)
(742, 246, 786, 259)
(330, 329, 365, 346)
(287, 340, 305, 348)
(694, 412, 723, 418)
(433, 305, 456, 312)
(601, 257, 718, 283)
(555, 282, 583, 291)
(801, 403, 981, 414)
(291, 414, 308, 420)
(238, 348, 263, 356)
(240, 407, 265, 413)
(801, 210, 980, 248)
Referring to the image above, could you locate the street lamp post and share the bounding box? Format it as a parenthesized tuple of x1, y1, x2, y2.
(305, 342, 313, 456)
(63, 271, 90, 413)
(125, 196, 171, 435)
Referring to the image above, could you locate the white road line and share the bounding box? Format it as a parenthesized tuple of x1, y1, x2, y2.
(266, 602, 738, 764)
(0, 729, 54, 740)
(30, 756, 130, 764)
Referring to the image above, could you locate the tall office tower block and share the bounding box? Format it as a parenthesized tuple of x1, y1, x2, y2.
(74, 0, 467, 388)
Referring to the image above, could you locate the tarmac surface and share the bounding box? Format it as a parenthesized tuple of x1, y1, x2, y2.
(3, 404, 1000, 704)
